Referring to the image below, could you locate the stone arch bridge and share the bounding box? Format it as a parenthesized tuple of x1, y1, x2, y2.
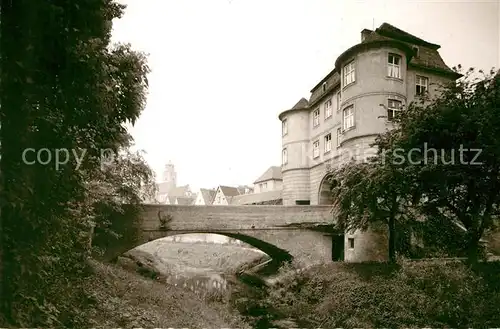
(93, 205, 387, 265)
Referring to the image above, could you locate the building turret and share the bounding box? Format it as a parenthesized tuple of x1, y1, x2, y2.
(278, 98, 311, 205)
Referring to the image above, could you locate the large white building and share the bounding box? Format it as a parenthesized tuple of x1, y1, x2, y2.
(278, 22, 461, 206)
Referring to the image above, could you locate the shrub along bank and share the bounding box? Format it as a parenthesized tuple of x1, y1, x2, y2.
(239, 260, 500, 328)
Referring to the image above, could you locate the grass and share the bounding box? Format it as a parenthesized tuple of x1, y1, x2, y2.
(81, 260, 250, 328)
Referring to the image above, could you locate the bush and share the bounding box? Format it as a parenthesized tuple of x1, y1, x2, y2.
(263, 261, 500, 328)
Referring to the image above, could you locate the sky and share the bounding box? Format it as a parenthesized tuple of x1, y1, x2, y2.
(111, 0, 500, 191)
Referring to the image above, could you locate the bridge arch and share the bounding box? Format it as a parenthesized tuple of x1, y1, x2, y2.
(93, 204, 336, 265)
(148, 231, 293, 264)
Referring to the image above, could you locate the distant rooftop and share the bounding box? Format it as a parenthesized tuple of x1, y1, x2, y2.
(198, 188, 216, 205)
(219, 185, 242, 197)
(254, 166, 283, 184)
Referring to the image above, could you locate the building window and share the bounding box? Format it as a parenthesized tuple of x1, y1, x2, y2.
(337, 92, 341, 111)
(343, 61, 356, 86)
(336, 127, 342, 147)
(282, 148, 288, 165)
(282, 119, 288, 136)
(322, 82, 327, 92)
(348, 238, 355, 249)
(313, 140, 320, 158)
(313, 109, 320, 127)
(263, 182, 267, 189)
(416, 75, 428, 96)
(324, 99, 333, 119)
(387, 99, 402, 121)
(388, 53, 401, 79)
(324, 133, 332, 153)
(342, 105, 354, 131)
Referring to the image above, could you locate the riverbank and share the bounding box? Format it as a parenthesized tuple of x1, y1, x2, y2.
(248, 260, 500, 328)
(104, 249, 500, 328)
(111, 241, 500, 328)
(82, 260, 249, 328)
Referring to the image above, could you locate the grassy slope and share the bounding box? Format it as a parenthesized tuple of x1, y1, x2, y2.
(83, 260, 249, 328)
(264, 260, 500, 328)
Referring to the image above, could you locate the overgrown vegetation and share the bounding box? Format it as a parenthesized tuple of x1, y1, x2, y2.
(81, 261, 248, 328)
(241, 261, 500, 328)
(0, 1, 156, 326)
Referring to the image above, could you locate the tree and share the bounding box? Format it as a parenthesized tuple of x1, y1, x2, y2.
(83, 148, 157, 255)
(1, 0, 152, 326)
(329, 155, 417, 263)
(378, 66, 500, 263)
(330, 67, 500, 264)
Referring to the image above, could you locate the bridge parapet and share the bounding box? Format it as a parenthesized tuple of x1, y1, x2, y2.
(142, 204, 334, 231)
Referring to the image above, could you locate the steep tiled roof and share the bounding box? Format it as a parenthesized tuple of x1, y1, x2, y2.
(291, 98, 309, 110)
(254, 166, 283, 184)
(219, 185, 241, 197)
(317, 23, 461, 98)
(278, 97, 311, 120)
(230, 190, 283, 205)
(361, 30, 398, 44)
(361, 23, 458, 76)
(310, 69, 339, 93)
(376, 23, 440, 49)
(199, 188, 216, 205)
(309, 71, 341, 106)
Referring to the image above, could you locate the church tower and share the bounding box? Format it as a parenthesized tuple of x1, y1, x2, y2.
(162, 160, 177, 192)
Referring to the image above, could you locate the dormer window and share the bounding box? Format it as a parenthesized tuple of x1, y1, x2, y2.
(412, 46, 419, 58)
(322, 82, 327, 92)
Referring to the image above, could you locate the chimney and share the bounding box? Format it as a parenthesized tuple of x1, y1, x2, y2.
(361, 28, 372, 42)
